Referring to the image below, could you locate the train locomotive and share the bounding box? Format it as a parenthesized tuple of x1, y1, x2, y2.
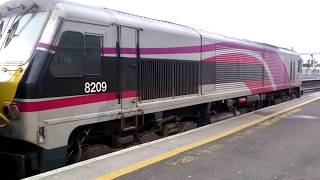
(0, 0, 302, 178)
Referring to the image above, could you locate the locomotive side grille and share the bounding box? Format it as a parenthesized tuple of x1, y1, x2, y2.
(140, 59, 198, 101)
(140, 59, 173, 100)
(214, 44, 266, 90)
(216, 62, 239, 83)
(216, 63, 264, 83)
(239, 64, 264, 81)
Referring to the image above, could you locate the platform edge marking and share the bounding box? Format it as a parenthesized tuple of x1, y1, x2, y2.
(94, 96, 320, 180)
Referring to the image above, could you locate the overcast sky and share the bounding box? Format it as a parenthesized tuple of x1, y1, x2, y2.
(0, 0, 319, 54)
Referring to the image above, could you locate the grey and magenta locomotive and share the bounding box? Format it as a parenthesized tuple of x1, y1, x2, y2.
(0, 0, 302, 178)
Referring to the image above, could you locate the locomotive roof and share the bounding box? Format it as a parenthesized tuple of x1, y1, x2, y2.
(0, 0, 200, 38)
(0, 0, 297, 55)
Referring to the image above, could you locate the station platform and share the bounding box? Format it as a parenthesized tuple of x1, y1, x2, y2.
(26, 92, 320, 180)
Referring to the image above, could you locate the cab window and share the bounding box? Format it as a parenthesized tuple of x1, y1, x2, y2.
(50, 31, 102, 77)
(85, 34, 102, 75)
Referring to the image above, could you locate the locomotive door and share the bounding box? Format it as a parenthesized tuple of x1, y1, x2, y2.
(118, 27, 138, 109)
(40, 21, 121, 123)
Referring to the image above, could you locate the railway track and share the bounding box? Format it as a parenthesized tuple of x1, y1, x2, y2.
(302, 78, 320, 93)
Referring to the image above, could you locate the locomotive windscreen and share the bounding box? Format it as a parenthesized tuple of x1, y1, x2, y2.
(0, 11, 48, 65)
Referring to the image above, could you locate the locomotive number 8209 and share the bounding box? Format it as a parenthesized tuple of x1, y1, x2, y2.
(84, 82, 108, 94)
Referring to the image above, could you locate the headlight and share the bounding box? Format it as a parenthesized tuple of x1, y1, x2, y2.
(9, 104, 20, 119)
(3, 103, 20, 119)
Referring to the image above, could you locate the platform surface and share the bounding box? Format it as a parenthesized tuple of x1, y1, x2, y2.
(26, 92, 320, 180)
(119, 97, 320, 180)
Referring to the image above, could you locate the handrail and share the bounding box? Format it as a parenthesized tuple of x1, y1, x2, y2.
(0, 112, 10, 128)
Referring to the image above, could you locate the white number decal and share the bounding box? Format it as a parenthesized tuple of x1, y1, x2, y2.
(101, 82, 107, 92)
(84, 82, 107, 93)
(96, 82, 102, 92)
(84, 82, 91, 93)
(90, 82, 97, 93)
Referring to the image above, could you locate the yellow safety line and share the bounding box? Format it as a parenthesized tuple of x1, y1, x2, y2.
(96, 96, 320, 180)
(0, 112, 10, 128)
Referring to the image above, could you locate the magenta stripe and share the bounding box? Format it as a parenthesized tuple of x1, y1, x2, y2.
(38, 43, 51, 49)
(16, 92, 117, 112)
(37, 43, 57, 51)
(122, 48, 136, 54)
(102, 48, 137, 54)
(15, 90, 137, 112)
(103, 48, 116, 54)
(202, 44, 216, 52)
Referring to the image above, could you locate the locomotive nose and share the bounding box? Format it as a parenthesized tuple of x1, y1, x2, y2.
(0, 66, 23, 127)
